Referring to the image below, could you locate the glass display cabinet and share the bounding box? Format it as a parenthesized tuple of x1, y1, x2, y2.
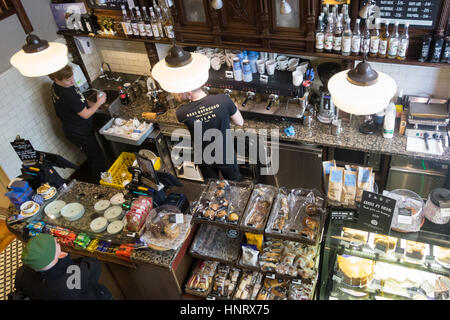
(319, 212, 450, 300)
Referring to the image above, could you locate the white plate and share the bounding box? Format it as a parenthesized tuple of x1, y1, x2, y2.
(94, 199, 111, 212)
(110, 193, 125, 205)
(61, 203, 85, 221)
(104, 205, 123, 222)
(20, 203, 40, 218)
(107, 220, 124, 235)
(90, 217, 108, 233)
(44, 200, 66, 218)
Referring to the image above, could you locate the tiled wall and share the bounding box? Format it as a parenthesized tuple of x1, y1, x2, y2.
(361, 61, 450, 98)
(80, 38, 151, 82)
(0, 67, 85, 180)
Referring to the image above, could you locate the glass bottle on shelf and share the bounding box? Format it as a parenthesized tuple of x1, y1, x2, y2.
(324, 16, 334, 53)
(387, 21, 400, 59)
(136, 7, 147, 38)
(130, 8, 140, 37)
(331, 5, 337, 26)
(155, 7, 166, 39)
(378, 21, 390, 58)
(163, 7, 175, 39)
(369, 18, 380, 57)
(315, 15, 325, 53)
(342, 18, 352, 56)
(142, 6, 153, 39)
(397, 23, 410, 60)
(332, 14, 343, 54)
(351, 18, 361, 56)
(149, 7, 161, 40)
(120, 4, 133, 36)
(323, 4, 330, 28)
(361, 19, 371, 56)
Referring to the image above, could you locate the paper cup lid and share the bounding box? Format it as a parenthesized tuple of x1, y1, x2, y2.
(90, 217, 108, 233)
(107, 220, 124, 235)
(61, 203, 85, 221)
(44, 200, 66, 217)
(104, 206, 123, 222)
(110, 193, 125, 205)
(94, 199, 111, 212)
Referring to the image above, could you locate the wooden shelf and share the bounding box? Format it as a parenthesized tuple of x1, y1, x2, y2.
(58, 30, 450, 69)
(57, 30, 173, 45)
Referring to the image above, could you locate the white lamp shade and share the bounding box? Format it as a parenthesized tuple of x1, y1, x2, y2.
(280, 0, 292, 14)
(10, 42, 68, 77)
(328, 69, 397, 115)
(152, 52, 210, 93)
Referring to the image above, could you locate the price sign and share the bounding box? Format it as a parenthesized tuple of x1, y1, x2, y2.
(10, 139, 36, 162)
(362, 0, 442, 29)
(356, 191, 396, 236)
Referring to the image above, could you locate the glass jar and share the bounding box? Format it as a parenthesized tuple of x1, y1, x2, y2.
(424, 188, 450, 225)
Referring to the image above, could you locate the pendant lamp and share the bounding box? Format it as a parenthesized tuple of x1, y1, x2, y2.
(211, 0, 223, 10)
(9, 0, 68, 77)
(151, 43, 210, 93)
(328, 53, 397, 134)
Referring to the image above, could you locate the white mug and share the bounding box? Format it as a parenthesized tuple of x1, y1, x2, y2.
(266, 59, 276, 75)
(256, 59, 266, 74)
(292, 70, 303, 86)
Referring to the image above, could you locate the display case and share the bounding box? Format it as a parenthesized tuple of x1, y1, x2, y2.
(319, 213, 450, 300)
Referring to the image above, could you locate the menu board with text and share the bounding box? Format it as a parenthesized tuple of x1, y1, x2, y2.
(362, 0, 442, 29)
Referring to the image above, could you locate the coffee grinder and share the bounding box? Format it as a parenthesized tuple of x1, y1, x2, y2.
(316, 62, 342, 124)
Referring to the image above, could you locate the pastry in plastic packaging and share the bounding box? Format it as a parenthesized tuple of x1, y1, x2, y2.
(141, 205, 192, 251)
(383, 189, 424, 233)
(234, 271, 264, 300)
(240, 245, 260, 267)
(242, 184, 276, 230)
(186, 260, 219, 294)
(211, 265, 241, 299)
(257, 278, 289, 300)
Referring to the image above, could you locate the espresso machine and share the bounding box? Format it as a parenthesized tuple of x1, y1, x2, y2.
(316, 62, 342, 124)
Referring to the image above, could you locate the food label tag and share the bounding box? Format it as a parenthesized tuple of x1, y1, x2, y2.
(126, 232, 136, 238)
(332, 275, 342, 284)
(169, 214, 184, 224)
(206, 296, 216, 300)
(227, 229, 239, 239)
(292, 279, 302, 285)
(225, 71, 234, 79)
(398, 208, 413, 225)
(340, 240, 350, 249)
(266, 273, 275, 279)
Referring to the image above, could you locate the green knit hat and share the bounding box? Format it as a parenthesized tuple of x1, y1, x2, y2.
(22, 233, 57, 270)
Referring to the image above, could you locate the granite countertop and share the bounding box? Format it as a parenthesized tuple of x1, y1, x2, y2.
(6, 180, 191, 270)
(118, 96, 450, 163)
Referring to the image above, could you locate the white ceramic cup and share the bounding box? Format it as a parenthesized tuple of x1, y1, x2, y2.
(266, 59, 276, 75)
(256, 59, 266, 74)
(21, 201, 36, 214)
(292, 70, 303, 86)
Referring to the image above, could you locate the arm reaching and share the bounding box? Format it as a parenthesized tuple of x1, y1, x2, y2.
(230, 109, 244, 126)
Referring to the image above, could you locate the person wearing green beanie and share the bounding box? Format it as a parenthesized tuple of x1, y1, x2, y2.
(10, 233, 112, 300)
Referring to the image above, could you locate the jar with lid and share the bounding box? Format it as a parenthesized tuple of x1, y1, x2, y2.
(424, 188, 450, 225)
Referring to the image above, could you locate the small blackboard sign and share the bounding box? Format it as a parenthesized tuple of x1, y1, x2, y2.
(362, 0, 442, 29)
(10, 139, 36, 162)
(356, 191, 396, 235)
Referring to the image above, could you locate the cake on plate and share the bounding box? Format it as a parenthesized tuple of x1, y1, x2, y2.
(337, 255, 375, 287)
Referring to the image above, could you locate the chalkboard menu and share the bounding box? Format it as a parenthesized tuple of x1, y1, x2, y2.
(356, 191, 397, 235)
(10, 139, 37, 162)
(362, 0, 442, 29)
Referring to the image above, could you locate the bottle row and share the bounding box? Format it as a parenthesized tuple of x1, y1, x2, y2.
(315, 7, 410, 60)
(120, 3, 175, 40)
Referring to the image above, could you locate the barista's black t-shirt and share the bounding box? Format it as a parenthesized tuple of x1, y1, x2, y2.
(52, 83, 92, 135)
(176, 94, 238, 165)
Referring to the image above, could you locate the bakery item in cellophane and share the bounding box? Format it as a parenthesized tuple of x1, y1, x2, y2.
(185, 260, 219, 297)
(241, 184, 277, 231)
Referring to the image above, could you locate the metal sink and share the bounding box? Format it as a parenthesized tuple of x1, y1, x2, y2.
(84, 89, 121, 117)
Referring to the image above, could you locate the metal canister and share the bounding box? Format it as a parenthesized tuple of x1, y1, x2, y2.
(242, 59, 252, 82)
(232, 57, 241, 71)
(123, 83, 136, 103)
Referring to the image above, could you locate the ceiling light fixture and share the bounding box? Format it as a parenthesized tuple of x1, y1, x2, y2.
(9, 0, 68, 77)
(280, 0, 292, 15)
(328, 53, 397, 134)
(151, 44, 210, 93)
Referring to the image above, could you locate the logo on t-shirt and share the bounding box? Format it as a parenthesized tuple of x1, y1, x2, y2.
(185, 104, 220, 123)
